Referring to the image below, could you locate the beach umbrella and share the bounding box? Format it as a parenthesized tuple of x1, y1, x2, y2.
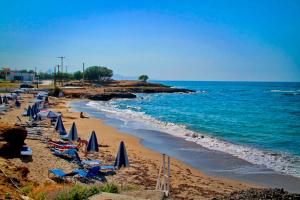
(55, 115, 67, 136)
(35, 103, 40, 113)
(47, 111, 58, 119)
(31, 104, 37, 115)
(114, 141, 130, 169)
(15, 99, 21, 108)
(68, 122, 79, 141)
(87, 131, 99, 152)
(0, 96, 2, 104)
(3, 96, 8, 104)
(32, 103, 40, 114)
(26, 105, 32, 116)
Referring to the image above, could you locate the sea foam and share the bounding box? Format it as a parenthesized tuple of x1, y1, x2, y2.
(86, 100, 300, 178)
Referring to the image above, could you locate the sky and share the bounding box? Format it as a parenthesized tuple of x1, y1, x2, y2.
(0, 0, 300, 81)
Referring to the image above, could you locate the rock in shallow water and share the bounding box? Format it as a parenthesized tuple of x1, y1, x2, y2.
(88, 92, 137, 101)
(212, 188, 300, 200)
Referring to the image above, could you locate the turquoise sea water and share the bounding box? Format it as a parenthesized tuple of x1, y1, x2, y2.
(85, 81, 300, 177)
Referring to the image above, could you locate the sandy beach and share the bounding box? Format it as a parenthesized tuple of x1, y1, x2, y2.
(0, 93, 258, 199)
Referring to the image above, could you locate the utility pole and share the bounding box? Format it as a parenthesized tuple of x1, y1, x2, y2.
(82, 62, 85, 86)
(54, 66, 56, 87)
(57, 64, 61, 86)
(35, 67, 38, 88)
(57, 56, 65, 86)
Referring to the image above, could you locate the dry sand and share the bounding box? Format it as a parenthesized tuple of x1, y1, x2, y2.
(1, 94, 258, 199)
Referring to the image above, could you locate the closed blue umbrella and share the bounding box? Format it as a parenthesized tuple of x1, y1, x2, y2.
(68, 122, 78, 141)
(3, 96, 8, 104)
(15, 99, 21, 108)
(87, 131, 99, 152)
(26, 105, 31, 116)
(47, 111, 58, 119)
(31, 104, 37, 115)
(30, 106, 35, 118)
(34, 103, 40, 114)
(55, 115, 67, 136)
(114, 141, 130, 169)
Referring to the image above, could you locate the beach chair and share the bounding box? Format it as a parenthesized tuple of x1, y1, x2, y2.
(48, 140, 78, 150)
(20, 146, 32, 156)
(52, 148, 78, 160)
(73, 151, 102, 167)
(72, 166, 101, 182)
(48, 169, 78, 181)
(99, 165, 115, 171)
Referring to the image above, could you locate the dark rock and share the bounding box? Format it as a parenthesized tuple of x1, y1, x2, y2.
(88, 92, 137, 101)
(109, 87, 195, 93)
(0, 123, 27, 158)
(213, 188, 300, 200)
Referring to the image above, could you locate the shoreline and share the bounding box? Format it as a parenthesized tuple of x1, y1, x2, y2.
(69, 99, 300, 193)
(62, 98, 257, 198)
(0, 94, 256, 199)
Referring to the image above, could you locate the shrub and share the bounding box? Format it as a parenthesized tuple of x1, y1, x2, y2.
(21, 184, 33, 194)
(54, 184, 101, 200)
(100, 183, 118, 193)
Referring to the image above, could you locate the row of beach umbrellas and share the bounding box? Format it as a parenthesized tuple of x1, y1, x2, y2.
(55, 116, 129, 168)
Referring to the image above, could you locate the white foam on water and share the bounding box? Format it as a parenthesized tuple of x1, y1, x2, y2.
(270, 89, 300, 95)
(86, 100, 300, 178)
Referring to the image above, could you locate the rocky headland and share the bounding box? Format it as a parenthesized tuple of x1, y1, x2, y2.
(58, 80, 195, 101)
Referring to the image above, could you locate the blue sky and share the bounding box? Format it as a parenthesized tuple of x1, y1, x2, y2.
(0, 0, 299, 81)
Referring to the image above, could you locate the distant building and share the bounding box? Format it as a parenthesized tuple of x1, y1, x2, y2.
(0, 68, 35, 82)
(8, 71, 35, 82)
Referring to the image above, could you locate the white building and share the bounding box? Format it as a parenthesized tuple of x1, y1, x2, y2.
(7, 71, 35, 82)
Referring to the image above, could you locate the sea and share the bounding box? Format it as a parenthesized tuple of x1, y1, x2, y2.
(71, 81, 300, 191)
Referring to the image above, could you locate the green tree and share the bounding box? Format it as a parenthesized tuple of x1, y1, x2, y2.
(73, 71, 82, 80)
(84, 66, 113, 81)
(138, 75, 149, 82)
(38, 72, 53, 80)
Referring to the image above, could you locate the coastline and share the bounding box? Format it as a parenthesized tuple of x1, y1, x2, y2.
(64, 98, 256, 198)
(0, 94, 255, 199)
(69, 99, 300, 193)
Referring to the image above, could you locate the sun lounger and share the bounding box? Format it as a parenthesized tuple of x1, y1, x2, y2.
(48, 140, 78, 150)
(48, 169, 78, 179)
(21, 146, 32, 156)
(73, 151, 101, 167)
(72, 166, 101, 182)
(52, 148, 78, 160)
(99, 165, 115, 170)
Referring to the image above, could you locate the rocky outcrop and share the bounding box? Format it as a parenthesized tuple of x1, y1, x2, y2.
(213, 188, 300, 200)
(0, 123, 27, 158)
(105, 87, 194, 93)
(56, 80, 195, 101)
(87, 92, 136, 101)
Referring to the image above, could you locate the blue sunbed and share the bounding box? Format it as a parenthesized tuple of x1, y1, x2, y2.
(72, 166, 101, 182)
(73, 152, 101, 167)
(21, 146, 32, 156)
(48, 169, 78, 178)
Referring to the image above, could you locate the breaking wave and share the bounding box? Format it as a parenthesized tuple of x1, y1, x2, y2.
(86, 100, 300, 178)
